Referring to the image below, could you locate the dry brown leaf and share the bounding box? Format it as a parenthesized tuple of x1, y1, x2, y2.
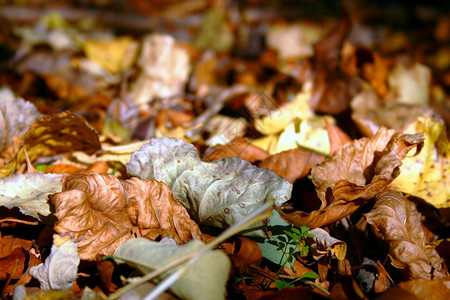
(281, 128, 424, 228)
(203, 137, 269, 162)
(0, 112, 101, 177)
(258, 147, 325, 183)
(51, 172, 202, 260)
(365, 188, 450, 286)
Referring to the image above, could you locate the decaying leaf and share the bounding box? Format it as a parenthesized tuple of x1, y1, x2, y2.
(126, 138, 292, 238)
(114, 238, 231, 300)
(51, 172, 202, 260)
(0, 173, 63, 219)
(29, 236, 80, 290)
(281, 127, 424, 228)
(0, 111, 101, 177)
(305, 228, 347, 261)
(377, 278, 450, 300)
(391, 117, 450, 208)
(365, 188, 450, 286)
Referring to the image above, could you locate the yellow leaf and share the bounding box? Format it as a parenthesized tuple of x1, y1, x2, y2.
(83, 36, 138, 74)
(392, 117, 450, 208)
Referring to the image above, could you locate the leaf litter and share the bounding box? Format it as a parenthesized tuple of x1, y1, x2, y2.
(0, 1, 449, 299)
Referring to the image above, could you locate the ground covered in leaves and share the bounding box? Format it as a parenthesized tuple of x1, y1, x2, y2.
(0, 0, 449, 299)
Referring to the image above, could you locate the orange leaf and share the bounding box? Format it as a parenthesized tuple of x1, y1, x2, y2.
(259, 147, 325, 183)
(203, 137, 269, 162)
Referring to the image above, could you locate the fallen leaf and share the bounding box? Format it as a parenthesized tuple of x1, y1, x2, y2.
(51, 172, 203, 260)
(324, 116, 352, 155)
(114, 238, 231, 300)
(0, 235, 33, 258)
(281, 128, 424, 228)
(126, 138, 292, 238)
(0, 111, 101, 177)
(388, 62, 431, 105)
(266, 22, 325, 61)
(194, 7, 234, 52)
(351, 89, 435, 137)
(258, 147, 325, 183)
(130, 33, 190, 106)
(252, 83, 333, 155)
(0, 173, 63, 219)
(305, 228, 347, 261)
(43, 161, 109, 174)
(29, 238, 80, 290)
(365, 188, 450, 285)
(219, 237, 262, 275)
(391, 117, 450, 208)
(83, 36, 138, 74)
(203, 137, 269, 162)
(0, 87, 42, 154)
(0, 248, 29, 280)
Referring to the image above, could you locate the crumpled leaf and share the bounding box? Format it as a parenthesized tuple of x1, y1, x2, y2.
(364, 188, 450, 286)
(0, 111, 101, 177)
(0, 173, 63, 219)
(0, 87, 42, 153)
(391, 117, 450, 208)
(281, 128, 424, 228)
(114, 238, 231, 300)
(29, 236, 80, 290)
(51, 172, 202, 260)
(305, 228, 347, 261)
(126, 138, 292, 238)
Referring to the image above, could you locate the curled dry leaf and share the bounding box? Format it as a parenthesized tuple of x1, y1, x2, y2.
(126, 138, 292, 238)
(51, 172, 202, 260)
(258, 147, 325, 183)
(365, 188, 450, 286)
(305, 228, 347, 261)
(0, 111, 101, 177)
(281, 128, 424, 228)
